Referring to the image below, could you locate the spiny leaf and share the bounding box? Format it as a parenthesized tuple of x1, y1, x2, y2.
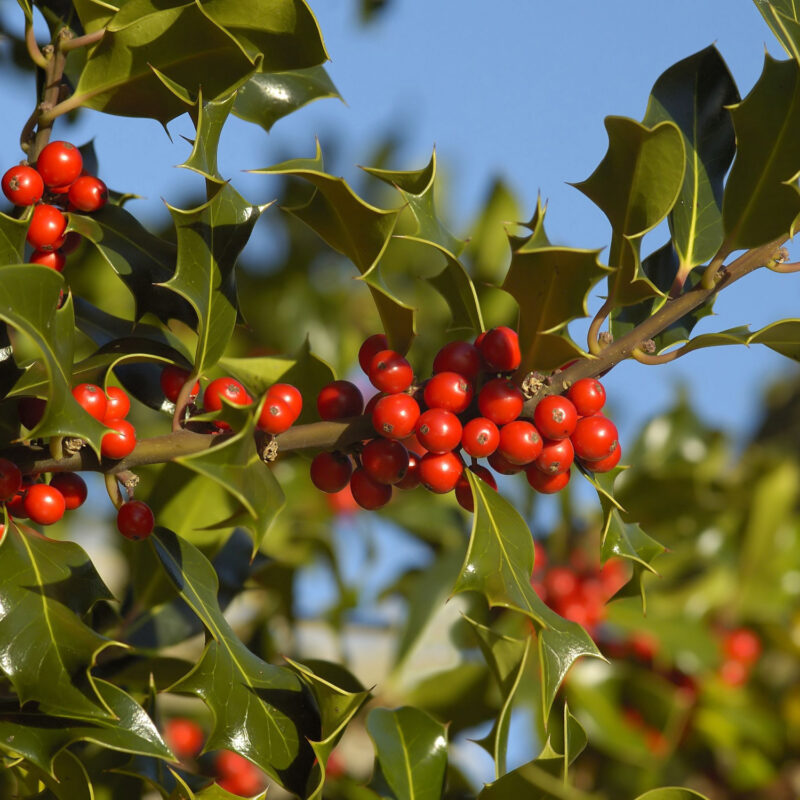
(0, 209, 29, 265)
(753, 0, 800, 64)
(164, 183, 265, 374)
(151, 528, 318, 794)
(722, 54, 800, 251)
(643, 46, 739, 271)
(27, 750, 93, 800)
(366, 706, 448, 800)
(233, 66, 341, 133)
(179, 89, 237, 183)
(73, 0, 257, 125)
(453, 471, 603, 722)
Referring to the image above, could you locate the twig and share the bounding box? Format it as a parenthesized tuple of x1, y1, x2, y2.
(586, 298, 613, 355)
(25, 23, 48, 69)
(172, 373, 199, 432)
(59, 28, 106, 53)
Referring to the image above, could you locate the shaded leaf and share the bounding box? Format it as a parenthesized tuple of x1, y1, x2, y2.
(0, 209, 29, 265)
(233, 66, 341, 133)
(722, 54, 800, 250)
(29, 750, 93, 800)
(478, 757, 595, 800)
(754, 0, 800, 63)
(643, 46, 739, 270)
(180, 90, 237, 183)
(151, 528, 318, 794)
(748, 318, 800, 361)
(367, 706, 448, 800)
(453, 471, 603, 722)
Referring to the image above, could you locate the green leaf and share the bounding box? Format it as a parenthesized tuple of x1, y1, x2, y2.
(73, 0, 257, 124)
(452, 471, 603, 722)
(478, 758, 596, 800)
(643, 46, 739, 271)
(366, 706, 448, 800)
(72, 0, 118, 33)
(233, 66, 341, 133)
(28, 750, 93, 800)
(754, 0, 800, 63)
(0, 209, 29, 265)
(634, 791, 710, 800)
(465, 617, 532, 778)
(0, 524, 119, 719)
(0, 272, 110, 452)
(0, 678, 172, 771)
(722, 54, 800, 251)
(180, 89, 237, 183)
(501, 220, 608, 373)
(164, 183, 265, 374)
(679, 325, 751, 355)
(749, 318, 800, 361)
(151, 528, 318, 794)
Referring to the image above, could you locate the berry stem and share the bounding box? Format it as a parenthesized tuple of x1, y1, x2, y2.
(104, 471, 124, 510)
(59, 28, 106, 53)
(29, 41, 67, 163)
(172, 373, 200, 432)
(25, 22, 48, 69)
(586, 297, 613, 355)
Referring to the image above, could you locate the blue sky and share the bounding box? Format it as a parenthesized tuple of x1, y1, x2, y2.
(1, 0, 798, 446)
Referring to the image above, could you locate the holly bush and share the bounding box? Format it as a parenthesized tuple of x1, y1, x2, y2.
(1, 1, 800, 798)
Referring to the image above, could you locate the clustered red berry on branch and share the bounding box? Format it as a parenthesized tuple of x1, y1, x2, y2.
(1, 140, 107, 271)
(310, 328, 622, 512)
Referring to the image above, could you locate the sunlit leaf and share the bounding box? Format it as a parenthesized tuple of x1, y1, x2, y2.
(748, 317, 800, 361)
(179, 89, 237, 183)
(754, 0, 800, 64)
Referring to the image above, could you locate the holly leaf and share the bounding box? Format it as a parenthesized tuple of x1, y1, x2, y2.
(722, 54, 800, 251)
(366, 706, 448, 800)
(754, 0, 800, 64)
(749, 318, 800, 361)
(151, 528, 318, 795)
(164, 183, 265, 374)
(0, 678, 171, 772)
(679, 325, 751, 355)
(233, 66, 341, 133)
(72, 0, 256, 125)
(0, 209, 29, 265)
(634, 791, 710, 800)
(27, 750, 93, 800)
(465, 617, 532, 778)
(179, 89, 237, 183)
(453, 471, 603, 723)
(643, 46, 739, 271)
(501, 218, 608, 373)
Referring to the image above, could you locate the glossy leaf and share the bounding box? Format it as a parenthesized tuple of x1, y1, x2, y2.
(502, 214, 608, 373)
(180, 90, 237, 183)
(164, 183, 265, 374)
(0, 209, 29, 265)
(29, 750, 93, 800)
(465, 617, 532, 778)
(233, 66, 341, 133)
(754, 0, 800, 63)
(151, 528, 318, 794)
(722, 54, 800, 251)
(73, 0, 256, 124)
(643, 46, 739, 270)
(453, 471, 603, 722)
(0, 679, 172, 772)
(366, 706, 448, 800)
(478, 758, 595, 799)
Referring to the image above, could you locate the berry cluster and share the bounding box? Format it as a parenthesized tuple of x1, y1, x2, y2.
(2, 140, 107, 271)
(718, 627, 761, 687)
(310, 328, 621, 511)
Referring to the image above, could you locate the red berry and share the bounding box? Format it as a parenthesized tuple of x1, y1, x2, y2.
(582, 444, 621, 473)
(215, 751, 265, 796)
(73, 383, 108, 421)
(317, 380, 363, 420)
(23, 483, 66, 525)
(368, 349, 414, 394)
(204, 377, 252, 412)
(566, 378, 606, 417)
(102, 419, 137, 459)
(487, 450, 524, 475)
(6, 490, 28, 519)
(395, 451, 422, 490)
(257, 396, 294, 434)
(571, 415, 619, 462)
(477, 378, 524, 425)
(533, 437, 574, 475)
(29, 249, 66, 271)
(479, 326, 520, 372)
(423, 371, 473, 414)
(0, 459, 22, 501)
(533, 395, 578, 440)
(2, 164, 44, 205)
(455, 464, 497, 512)
(117, 500, 155, 540)
(526, 465, 571, 494)
(164, 717, 204, 760)
(364, 392, 384, 416)
(266, 383, 302, 421)
(361, 438, 409, 485)
(358, 333, 388, 374)
(18, 397, 46, 429)
(67, 175, 108, 212)
(350, 467, 392, 510)
(723, 628, 761, 665)
(35, 141, 83, 188)
(310, 452, 353, 493)
(49, 472, 88, 510)
(160, 365, 199, 403)
(498, 420, 543, 465)
(418, 451, 463, 493)
(105, 386, 130, 420)
(27, 204, 67, 250)
(415, 408, 462, 454)
(432, 340, 481, 381)
(372, 393, 420, 440)
(719, 659, 749, 687)
(461, 417, 500, 458)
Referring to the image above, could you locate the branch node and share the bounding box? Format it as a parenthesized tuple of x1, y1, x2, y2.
(598, 331, 614, 347)
(520, 371, 546, 399)
(640, 338, 656, 354)
(260, 436, 279, 463)
(64, 437, 85, 454)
